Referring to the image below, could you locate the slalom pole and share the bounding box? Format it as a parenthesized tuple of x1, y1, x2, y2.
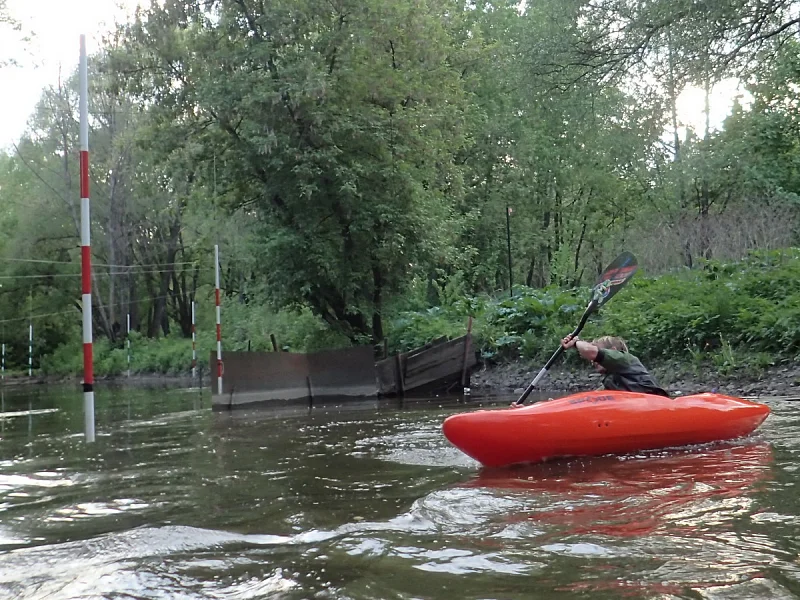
(215, 245, 222, 395)
(191, 300, 197, 380)
(28, 291, 32, 377)
(80, 34, 95, 442)
(126, 313, 131, 377)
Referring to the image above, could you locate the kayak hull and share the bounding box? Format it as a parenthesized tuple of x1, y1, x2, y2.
(442, 391, 770, 468)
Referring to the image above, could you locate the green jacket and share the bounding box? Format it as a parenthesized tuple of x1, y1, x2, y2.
(594, 349, 670, 398)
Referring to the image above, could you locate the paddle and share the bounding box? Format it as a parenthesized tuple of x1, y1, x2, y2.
(513, 251, 638, 406)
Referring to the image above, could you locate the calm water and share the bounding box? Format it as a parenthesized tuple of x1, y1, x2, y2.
(0, 384, 797, 599)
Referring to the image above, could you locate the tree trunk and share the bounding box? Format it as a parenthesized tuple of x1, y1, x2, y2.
(148, 218, 181, 338)
(371, 263, 383, 345)
(170, 232, 193, 337)
(699, 66, 712, 260)
(667, 29, 681, 165)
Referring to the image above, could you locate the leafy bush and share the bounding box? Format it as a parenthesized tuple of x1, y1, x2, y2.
(39, 299, 351, 377)
(40, 334, 195, 377)
(384, 248, 800, 370)
(219, 301, 350, 353)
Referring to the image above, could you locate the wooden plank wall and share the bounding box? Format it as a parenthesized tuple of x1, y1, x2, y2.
(375, 334, 477, 395)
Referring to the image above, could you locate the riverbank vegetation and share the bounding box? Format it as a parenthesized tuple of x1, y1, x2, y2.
(389, 249, 800, 379)
(0, 1, 798, 378)
(29, 249, 800, 380)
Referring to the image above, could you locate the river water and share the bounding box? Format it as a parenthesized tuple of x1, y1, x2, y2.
(0, 385, 797, 599)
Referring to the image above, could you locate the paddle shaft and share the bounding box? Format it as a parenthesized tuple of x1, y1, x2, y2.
(512, 251, 638, 406)
(514, 300, 596, 405)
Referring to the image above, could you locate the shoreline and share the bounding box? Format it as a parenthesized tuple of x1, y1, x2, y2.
(0, 373, 204, 389)
(1, 359, 797, 399)
(469, 358, 800, 398)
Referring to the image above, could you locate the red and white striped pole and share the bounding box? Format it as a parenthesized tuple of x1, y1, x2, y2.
(215, 245, 222, 395)
(191, 300, 197, 380)
(80, 35, 95, 442)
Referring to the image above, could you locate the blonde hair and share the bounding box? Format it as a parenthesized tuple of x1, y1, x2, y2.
(592, 336, 629, 353)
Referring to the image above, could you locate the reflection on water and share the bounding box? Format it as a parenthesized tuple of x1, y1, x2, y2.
(0, 387, 797, 599)
(467, 443, 773, 538)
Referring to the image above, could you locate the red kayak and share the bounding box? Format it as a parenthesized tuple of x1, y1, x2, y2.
(442, 391, 770, 467)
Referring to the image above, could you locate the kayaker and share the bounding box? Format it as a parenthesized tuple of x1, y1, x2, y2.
(561, 334, 670, 397)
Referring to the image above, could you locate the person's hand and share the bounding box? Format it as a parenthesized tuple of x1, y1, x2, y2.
(509, 402, 522, 409)
(561, 334, 579, 349)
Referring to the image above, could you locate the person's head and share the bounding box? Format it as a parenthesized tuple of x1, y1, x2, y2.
(591, 336, 628, 373)
(592, 336, 628, 353)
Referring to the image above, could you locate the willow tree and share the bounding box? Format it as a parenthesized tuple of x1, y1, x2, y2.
(114, 0, 469, 344)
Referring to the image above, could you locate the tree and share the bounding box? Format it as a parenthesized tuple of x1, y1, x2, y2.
(447, 0, 668, 291)
(0, 0, 798, 363)
(0, 0, 25, 68)
(113, 0, 469, 344)
(566, 0, 800, 84)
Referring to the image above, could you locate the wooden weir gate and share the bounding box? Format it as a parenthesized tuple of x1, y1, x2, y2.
(374, 333, 477, 396)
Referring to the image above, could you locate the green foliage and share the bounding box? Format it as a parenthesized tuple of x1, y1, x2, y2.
(219, 301, 351, 353)
(39, 298, 351, 377)
(40, 334, 193, 377)
(388, 307, 476, 355)
(385, 249, 800, 373)
(386, 283, 590, 362)
(587, 250, 800, 360)
(711, 337, 738, 376)
(3, 0, 800, 376)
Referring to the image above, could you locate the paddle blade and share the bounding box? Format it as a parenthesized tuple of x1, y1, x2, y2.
(591, 251, 637, 308)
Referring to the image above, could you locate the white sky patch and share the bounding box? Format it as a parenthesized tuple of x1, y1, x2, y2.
(676, 78, 753, 137)
(0, 0, 141, 151)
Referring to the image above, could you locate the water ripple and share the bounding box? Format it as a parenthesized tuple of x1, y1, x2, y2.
(0, 390, 798, 599)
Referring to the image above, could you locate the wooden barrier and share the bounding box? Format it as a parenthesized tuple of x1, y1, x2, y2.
(211, 346, 377, 409)
(375, 333, 478, 396)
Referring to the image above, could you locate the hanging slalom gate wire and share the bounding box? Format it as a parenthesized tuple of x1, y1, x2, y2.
(0, 288, 203, 380)
(98, 268, 212, 276)
(0, 258, 76, 265)
(0, 257, 202, 270)
(0, 291, 192, 324)
(0, 273, 82, 280)
(0, 309, 76, 324)
(0, 267, 211, 280)
(0, 239, 220, 375)
(94, 261, 200, 269)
